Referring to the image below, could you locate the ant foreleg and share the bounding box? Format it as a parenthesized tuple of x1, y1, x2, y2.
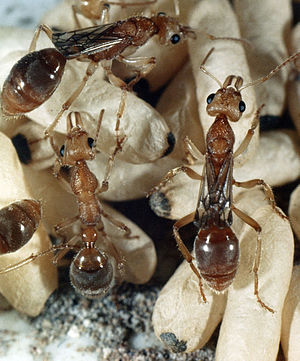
(232, 205, 274, 313)
(116, 55, 156, 90)
(44, 61, 99, 137)
(147, 165, 203, 197)
(233, 178, 287, 220)
(183, 136, 205, 164)
(233, 106, 263, 158)
(173, 212, 207, 303)
(102, 60, 128, 89)
(29, 24, 53, 52)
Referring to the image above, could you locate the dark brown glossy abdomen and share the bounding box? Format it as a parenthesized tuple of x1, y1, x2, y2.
(1, 48, 66, 115)
(194, 225, 239, 291)
(0, 199, 41, 254)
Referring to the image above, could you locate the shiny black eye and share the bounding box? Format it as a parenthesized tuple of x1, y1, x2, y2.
(170, 34, 180, 44)
(157, 11, 166, 16)
(88, 137, 94, 148)
(207, 93, 215, 104)
(60, 145, 65, 157)
(239, 101, 246, 112)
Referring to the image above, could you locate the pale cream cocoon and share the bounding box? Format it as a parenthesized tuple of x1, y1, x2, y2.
(0, 34, 172, 164)
(281, 265, 300, 361)
(156, 61, 206, 158)
(28, 59, 172, 164)
(216, 204, 293, 361)
(187, 0, 258, 166)
(287, 23, 300, 135)
(153, 188, 293, 354)
(0, 133, 57, 316)
(234, 0, 292, 116)
(288, 184, 300, 240)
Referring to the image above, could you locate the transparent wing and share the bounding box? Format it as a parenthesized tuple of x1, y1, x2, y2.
(196, 153, 233, 228)
(52, 24, 125, 58)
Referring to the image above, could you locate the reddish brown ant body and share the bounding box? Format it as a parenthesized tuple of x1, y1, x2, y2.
(0, 110, 132, 298)
(148, 51, 300, 313)
(1, 11, 195, 135)
(0, 199, 41, 254)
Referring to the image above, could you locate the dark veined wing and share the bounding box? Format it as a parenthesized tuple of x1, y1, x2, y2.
(52, 24, 126, 59)
(196, 153, 233, 228)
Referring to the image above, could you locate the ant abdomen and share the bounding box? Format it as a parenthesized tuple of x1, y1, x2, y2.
(70, 247, 114, 299)
(0, 199, 41, 254)
(194, 225, 239, 292)
(1, 48, 66, 115)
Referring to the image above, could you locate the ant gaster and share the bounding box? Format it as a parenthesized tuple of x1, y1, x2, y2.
(149, 50, 300, 313)
(1, 9, 195, 136)
(0, 199, 41, 254)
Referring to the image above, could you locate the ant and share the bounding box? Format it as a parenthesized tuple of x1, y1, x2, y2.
(0, 110, 134, 298)
(0, 199, 41, 254)
(148, 50, 300, 313)
(1, 7, 195, 137)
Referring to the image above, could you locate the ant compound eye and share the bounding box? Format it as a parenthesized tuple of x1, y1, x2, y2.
(157, 11, 166, 16)
(70, 248, 113, 299)
(60, 145, 65, 157)
(207, 93, 215, 104)
(239, 100, 246, 112)
(170, 34, 181, 44)
(87, 137, 94, 148)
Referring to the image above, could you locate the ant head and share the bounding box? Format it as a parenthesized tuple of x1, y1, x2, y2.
(60, 112, 95, 166)
(70, 243, 114, 299)
(152, 12, 196, 46)
(205, 74, 246, 123)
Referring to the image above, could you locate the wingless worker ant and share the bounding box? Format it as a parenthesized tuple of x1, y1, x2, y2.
(0, 110, 134, 298)
(1, 4, 195, 137)
(148, 50, 300, 313)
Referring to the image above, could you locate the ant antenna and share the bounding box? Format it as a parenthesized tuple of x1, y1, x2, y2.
(174, 0, 180, 17)
(240, 51, 300, 91)
(199, 47, 223, 88)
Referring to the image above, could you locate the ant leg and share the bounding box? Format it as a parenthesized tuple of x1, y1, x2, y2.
(233, 178, 287, 220)
(0, 244, 75, 275)
(183, 136, 205, 163)
(52, 235, 80, 264)
(96, 219, 125, 272)
(72, 5, 84, 28)
(232, 205, 274, 313)
(102, 60, 128, 89)
(173, 212, 207, 303)
(29, 24, 53, 52)
(233, 106, 263, 158)
(116, 55, 156, 90)
(54, 216, 79, 238)
(44, 61, 99, 137)
(100, 210, 138, 239)
(147, 166, 203, 197)
(97, 135, 126, 194)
